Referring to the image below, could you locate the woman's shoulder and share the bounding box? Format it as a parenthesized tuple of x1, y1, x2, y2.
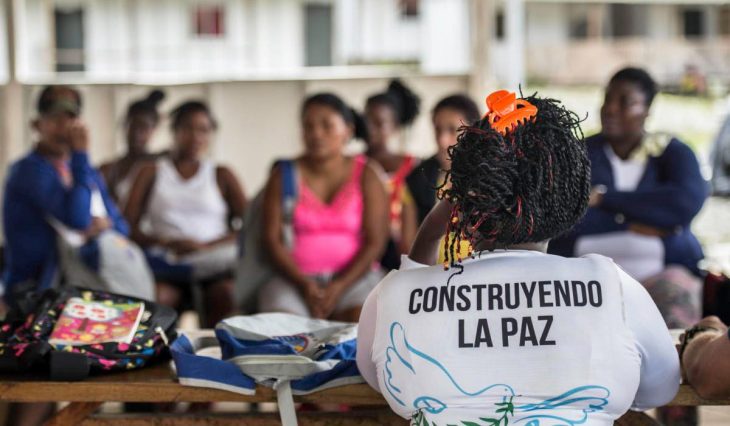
(359, 156, 387, 181)
(97, 157, 118, 175)
(584, 134, 607, 154)
(214, 164, 236, 177)
(11, 152, 50, 174)
(214, 164, 244, 191)
(128, 160, 159, 189)
(137, 158, 159, 175)
(660, 135, 697, 159)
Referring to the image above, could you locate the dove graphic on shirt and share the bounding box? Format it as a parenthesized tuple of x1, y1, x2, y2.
(383, 321, 611, 426)
(384, 322, 515, 416)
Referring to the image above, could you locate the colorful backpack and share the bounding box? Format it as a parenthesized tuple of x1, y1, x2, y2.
(0, 287, 177, 380)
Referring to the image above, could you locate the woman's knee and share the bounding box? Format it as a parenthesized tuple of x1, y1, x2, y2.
(332, 306, 362, 323)
(258, 278, 309, 316)
(642, 265, 702, 328)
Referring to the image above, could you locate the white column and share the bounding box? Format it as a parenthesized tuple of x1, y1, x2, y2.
(1, 0, 24, 241)
(504, 0, 525, 91)
(468, 0, 495, 104)
(2, 0, 23, 163)
(421, 0, 470, 74)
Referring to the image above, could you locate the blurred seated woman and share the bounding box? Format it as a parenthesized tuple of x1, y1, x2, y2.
(549, 68, 707, 331)
(99, 89, 165, 209)
(357, 91, 680, 426)
(401, 95, 481, 258)
(548, 68, 708, 425)
(259, 93, 388, 322)
(3, 86, 129, 303)
(124, 101, 246, 326)
(364, 79, 421, 269)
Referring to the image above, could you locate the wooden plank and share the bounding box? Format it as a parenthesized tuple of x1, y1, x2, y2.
(44, 402, 102, 426)
(0, 363, 385, 405)
(0, 359, 728, 408)
(79, 411, 407, 426)
(614, 411, 660, 426)
(669, 384, 730, 406)
(0, 381, 385, 405)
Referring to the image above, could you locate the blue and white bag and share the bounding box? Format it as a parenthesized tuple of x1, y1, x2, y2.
(170, 313, 362, 425)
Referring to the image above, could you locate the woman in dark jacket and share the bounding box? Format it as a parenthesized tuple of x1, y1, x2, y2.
(549, 67, 708, 424)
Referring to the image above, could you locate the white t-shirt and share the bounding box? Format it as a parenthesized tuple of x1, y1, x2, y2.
(357, 251, 679, 425)
(575, 145, 664, 282)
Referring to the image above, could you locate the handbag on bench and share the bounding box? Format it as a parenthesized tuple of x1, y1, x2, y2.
(0, 287, 177, 380)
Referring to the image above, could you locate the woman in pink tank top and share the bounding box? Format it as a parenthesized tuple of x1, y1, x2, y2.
(260, 93, 388, 322)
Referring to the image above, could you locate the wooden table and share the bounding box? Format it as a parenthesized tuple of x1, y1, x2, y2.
(0, 362, 727, 426)
(0, 362, 400, 426)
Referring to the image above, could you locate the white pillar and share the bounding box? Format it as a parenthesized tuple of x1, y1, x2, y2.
(2, 0, 23, 164)
(421, 0, 470, 74)
(468, 0, 495, 104)
(504, 0, 526, 91)
(1, 0, 24, 241)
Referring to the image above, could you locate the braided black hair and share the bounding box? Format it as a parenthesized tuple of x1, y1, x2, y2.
(170, 100, 218, 131)
(366, 79, 421, 126)
(302, 93, 368, 140)
(439, 94, 590, 267)
(126, 89, 165, 124)
(609, 67, 658, 107)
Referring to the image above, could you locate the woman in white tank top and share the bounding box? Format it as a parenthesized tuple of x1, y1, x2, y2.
(357, 91, 679, 425)
(124, 101, 246, 326)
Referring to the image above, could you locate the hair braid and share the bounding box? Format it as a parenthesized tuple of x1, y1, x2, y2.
(439, 94, 590, 268)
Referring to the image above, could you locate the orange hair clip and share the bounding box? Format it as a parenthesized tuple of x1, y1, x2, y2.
(484, 90, 537, 135)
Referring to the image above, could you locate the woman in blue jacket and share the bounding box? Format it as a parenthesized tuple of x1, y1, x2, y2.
(549, 68, 708, 423)
(2, 86, 128, 304)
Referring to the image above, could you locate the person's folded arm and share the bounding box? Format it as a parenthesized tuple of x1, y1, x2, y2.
(16, 152, 93, 230)
(599, 142, 707, 230)
(682, 316, 730, 399)
(571, 207, 629, 236)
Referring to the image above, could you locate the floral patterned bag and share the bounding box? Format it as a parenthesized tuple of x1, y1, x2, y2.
(0, 287, 177, 380)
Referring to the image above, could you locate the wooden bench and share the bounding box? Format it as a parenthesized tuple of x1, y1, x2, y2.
(0, 329, 725, 425)
(0, 361, 727, 426)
